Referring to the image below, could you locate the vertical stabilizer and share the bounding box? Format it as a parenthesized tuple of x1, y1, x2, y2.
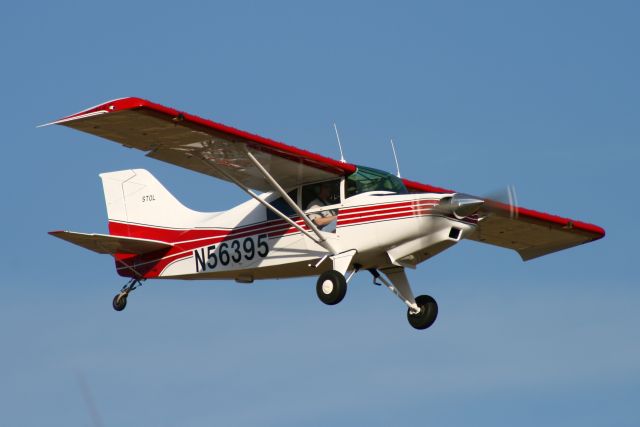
(99, 169, 211, 238)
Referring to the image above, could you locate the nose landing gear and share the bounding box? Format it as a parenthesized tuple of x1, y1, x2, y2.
(112, 278, 143, 312)
(370, 267, 439, 330)
(407, 294, 438, 330)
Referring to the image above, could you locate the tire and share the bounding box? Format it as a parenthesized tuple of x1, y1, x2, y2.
(112, 293, 127, 312)
(407, 295, 438, 330)
(316, 270, 347, 305)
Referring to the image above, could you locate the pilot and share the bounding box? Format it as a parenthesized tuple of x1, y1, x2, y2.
(306, 182, 338, 229)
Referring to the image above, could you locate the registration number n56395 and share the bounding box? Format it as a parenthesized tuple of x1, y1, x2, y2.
(194, 234, 269, 272)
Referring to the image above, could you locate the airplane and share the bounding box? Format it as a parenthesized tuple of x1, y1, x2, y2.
(44, 97, 605, 330)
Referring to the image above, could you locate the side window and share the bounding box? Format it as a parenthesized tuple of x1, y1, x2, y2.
(302, 180, 341, 211)
(345, 177, 358, 198)
(266, 189, 298, 220)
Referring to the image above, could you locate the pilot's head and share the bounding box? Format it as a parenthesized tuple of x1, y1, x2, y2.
(317, 183, 333, 201)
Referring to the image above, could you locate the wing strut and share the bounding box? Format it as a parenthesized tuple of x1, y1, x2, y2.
(198, 155, 336, 254)
(245, 151, 337, 254)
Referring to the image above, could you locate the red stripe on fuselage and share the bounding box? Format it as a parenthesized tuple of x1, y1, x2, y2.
(339, 203, 438, 221)
(112, 198, 447, 278)
(339, 199, 439, 216)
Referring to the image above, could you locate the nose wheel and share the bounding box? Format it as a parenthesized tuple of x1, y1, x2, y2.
(112, 278, 142, 312)
(407, 295, 438, 330)
(371, 267, 439, 330)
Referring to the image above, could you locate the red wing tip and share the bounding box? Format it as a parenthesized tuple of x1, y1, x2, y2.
(513, 206, 605, 238)
(590, 225, 606, 239)
(39, 97, 149, 127)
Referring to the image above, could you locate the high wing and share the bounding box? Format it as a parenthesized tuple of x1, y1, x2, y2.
(43, 97, 356, 191)
(403, 179, 605, 260)
(45, 97, 604, 260)
(49, 231, 172, 255)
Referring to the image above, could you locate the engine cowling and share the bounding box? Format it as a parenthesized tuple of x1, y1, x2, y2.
(439, 193, 484, 219)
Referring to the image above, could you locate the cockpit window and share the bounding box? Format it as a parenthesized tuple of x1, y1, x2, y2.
(302, 179, 341, 211)
(266, 189, 298, 220)
(345, 166, 408, 198)
(302, 179, 341, 233)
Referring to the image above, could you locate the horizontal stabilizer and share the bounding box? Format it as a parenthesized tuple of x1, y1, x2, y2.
(49, 231, 172, 255)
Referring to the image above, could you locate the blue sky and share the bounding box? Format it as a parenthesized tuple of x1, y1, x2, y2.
(1, 1, 638, 426)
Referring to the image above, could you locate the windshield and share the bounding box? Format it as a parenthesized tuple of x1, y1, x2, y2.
(345, 166, 408, 198)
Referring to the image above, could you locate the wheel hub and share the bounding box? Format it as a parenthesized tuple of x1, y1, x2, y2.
(321, 280, 334, 294)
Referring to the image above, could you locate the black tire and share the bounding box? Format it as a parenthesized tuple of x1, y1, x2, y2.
(316, 270, 347, 305)
(407, 295, 438, 330)
(112, 293, 127, 312)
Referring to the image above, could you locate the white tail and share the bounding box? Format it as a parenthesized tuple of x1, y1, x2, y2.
(99, 169, 212, 233)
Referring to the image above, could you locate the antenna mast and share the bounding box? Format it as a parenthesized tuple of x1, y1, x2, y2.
(390, 138, 401, 178)
(333, 123, 346, 163)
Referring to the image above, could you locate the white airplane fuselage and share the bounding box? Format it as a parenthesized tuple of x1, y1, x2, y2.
(111, 186, 477, 282)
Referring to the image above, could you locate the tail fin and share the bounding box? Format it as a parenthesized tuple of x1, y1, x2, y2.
(100, 169, 210, 238)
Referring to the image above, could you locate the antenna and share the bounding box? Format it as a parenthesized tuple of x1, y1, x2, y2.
(333, 123, 346, 163)
(507, 185, 519, 219)
(390, 138, 401, 178)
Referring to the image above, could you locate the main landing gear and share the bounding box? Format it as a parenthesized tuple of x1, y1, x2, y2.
(316, 270, 348, 305)
(312, 251, 438, 330)
(112, 278, 143, 312)
(314, 250, 357, 306)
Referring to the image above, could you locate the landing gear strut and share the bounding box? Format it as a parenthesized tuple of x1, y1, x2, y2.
(112, 278, 142, 312)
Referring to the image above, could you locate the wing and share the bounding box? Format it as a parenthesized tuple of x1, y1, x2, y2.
(49, 231, 172, 255)
(45, 97, 604, 260)
(403, 179, 605, 260)
(43, 97, 356, 191)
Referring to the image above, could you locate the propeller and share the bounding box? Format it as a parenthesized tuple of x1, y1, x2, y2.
(482, 185, 519, 220)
